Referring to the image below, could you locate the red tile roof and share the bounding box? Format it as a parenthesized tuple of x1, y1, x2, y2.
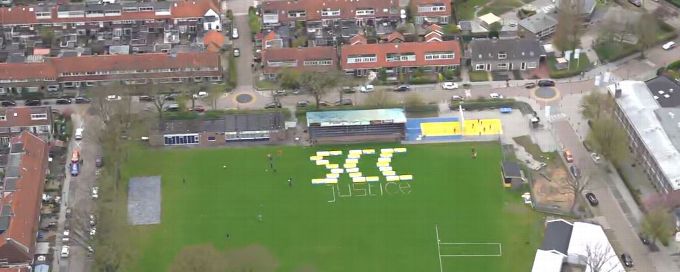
(0, 107, 53, 129)
(341, 40, 461, 70)
(0, 52, 220, 81)
(261, 0, 399, 22)
(411, 0, 451, 16)
(262, 47, 338, 74)
(0, 0, 218, 25)
(0, 268, 30, 272)
(385, 31, 405, 43)
(349, 34, 367, 45)
(0, 132, 49, 264)
(203, 31, 225, 53)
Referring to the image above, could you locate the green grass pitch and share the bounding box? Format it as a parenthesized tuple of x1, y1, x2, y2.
(122, 142, 544, 272)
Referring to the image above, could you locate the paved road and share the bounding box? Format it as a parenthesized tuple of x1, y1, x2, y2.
(231, 14, 254, 89)
(552, 120, 657, 272)
(52, 106, 100, 272)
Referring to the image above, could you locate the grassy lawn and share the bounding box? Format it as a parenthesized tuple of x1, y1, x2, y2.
(469, 71, 490, 82)
(513, 136, 557, 164)
(120, 143, 543, 272)
(547, 53, 592, 78)
(479, 0, 524, 17)
(595, 19, 677, 62)
(255, 79, 278, 90)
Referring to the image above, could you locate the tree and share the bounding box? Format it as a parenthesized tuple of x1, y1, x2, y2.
(364, 89, 395, 107)
(581, 244, 615, 272)
(38, 27, 55, 46)
(565, 175, 591, 213)
(636, 12, 658, 58)
(554, 0, 584, 51)
(279, 68, 302, 90)
(488, 22, 502, 38)
(144, 84, 172, 127)
(169, 244, 229, 272)
(298, 71, 341, 109)
(580, 91, 615, 121)
(204, 84, 224, 110)
(587, 118, 628, 163)
(642, 207, 675, 246)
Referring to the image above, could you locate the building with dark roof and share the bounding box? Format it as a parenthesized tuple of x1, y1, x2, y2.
(306, 109, 406, 143)
(0, 131, 49, 268)
(469, 38, 544, 72)
(645, 76, 680, 108)
(150, 112, 287, 146)
(501, 161, 525, 187)
(540, 219, 573, 255)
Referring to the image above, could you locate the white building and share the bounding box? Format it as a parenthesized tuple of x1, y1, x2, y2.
(203, 9, 221, 31)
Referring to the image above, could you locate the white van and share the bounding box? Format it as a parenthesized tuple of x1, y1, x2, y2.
(75, 128, 84, 140)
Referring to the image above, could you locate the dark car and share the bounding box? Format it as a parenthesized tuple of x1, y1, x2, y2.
(524, 82, 537, 89)
(95, 156, 103, 168)
(537, 80, 555, 87)
(264, 102, 282, 109)
(621, 253, 633, 267)
(75, 97, 91, 104)
(139, 95, 153, 102)
(335, 98, 353, 106)
(56, 98, 72, 104)
(70, 163, 80, 177)
(394, 85, 411, 92)
(342, 86, 356, 93)
(585, 192, 599, 206)
(24, 99, 41, 106)
(0, 100, 16, 107)
(628, 0, 641, 6)
(638, 233, 650, 245)
(569, 165, 581, 179)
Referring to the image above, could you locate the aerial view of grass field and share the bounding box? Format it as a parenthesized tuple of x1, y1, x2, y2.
(121, 142, 544, 272)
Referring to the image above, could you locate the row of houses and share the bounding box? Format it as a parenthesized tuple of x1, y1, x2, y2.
(0, 52, 222, 95)
(261, 34, 544, 78)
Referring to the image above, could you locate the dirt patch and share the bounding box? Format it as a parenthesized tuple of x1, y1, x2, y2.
(531, 164, 574, 212)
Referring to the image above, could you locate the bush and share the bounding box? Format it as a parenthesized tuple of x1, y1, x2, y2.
(449, 98, 516, 111)
(408, 77, 437, 85)
(469, 71, 489, 82)
(227, 56, 237, 88)
(667, 60, 680, 71)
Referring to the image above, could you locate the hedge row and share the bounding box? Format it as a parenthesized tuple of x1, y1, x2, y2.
(449, 99, 536, 115)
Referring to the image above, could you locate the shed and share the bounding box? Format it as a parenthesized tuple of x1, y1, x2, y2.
(501, 161, 524, 187)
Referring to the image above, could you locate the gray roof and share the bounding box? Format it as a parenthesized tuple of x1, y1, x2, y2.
(540, 219, 573, 255)
(519, 13, 557, 34)
(307, 109, 406, 126)
(160, 112, 285, 134)
(654, 108, 680, 153)
(646, 76, 680, 108)
(469, 38, 544, 62)
(501, 161, 522, 178)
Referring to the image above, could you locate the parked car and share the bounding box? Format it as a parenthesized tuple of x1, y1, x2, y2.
(394, 85, 410, 92)
(638, 232, 650, 245)
(164, 94, 177, 101)
(62, 229, 70, 242)
(524, 82, 537, 88)
(189, 106, 205, 112)
(590, 153, 601, 163)
(264, 102, 281, 109)
(75, 128, 84, 140)
(569, 165, 581, 179)
(621, 253, 633, 267)
(489, 93, 503, 99)
(164, 104, 180, 112)
(231, 27, 239, 39)
(273, 90, 287, 96)
(1, 100, 16, 107)
(362, 84, 375, 92)
(25, 99, 41, 106)
(538, 80, 555, 87)
(106, 95, 121, 101)
(95, 156, 103, 168)
(563, 149, 574, 163)
(56, 98, 72, 104)
(662, 41, 676, 50)
(91, 186, 99, 199)
(233, 48, 240, 57)
(442, 82, 459, 90)
(89, 214, 97, 226)
(585, 192, 599, 206)
(342, 86, 356, 93)
(628, 0, 641, 6)
(451, 95, 464, 101)
(89, 226, 97, 237)
(60, 246, 70, 258)
(75, 97, 91, 104)
(296, 100, 309, 107)
(335, 98, 353, 106)
(139, 95, 153, 102)
(70, 163, 80, 176)
(318, 101, 331, 107)
(192, 92, 208, 99)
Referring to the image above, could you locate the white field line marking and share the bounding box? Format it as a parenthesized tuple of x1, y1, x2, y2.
(435, 225, 443, 272)
(438, 242, 503, 257)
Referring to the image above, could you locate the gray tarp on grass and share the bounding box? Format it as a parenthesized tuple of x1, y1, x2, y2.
(128, 176, 161, 225)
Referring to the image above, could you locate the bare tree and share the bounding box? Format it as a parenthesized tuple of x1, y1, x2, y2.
(636, 12, 659, 58)
(581, 243, 616, 272)
(565, 174, 591, 213)
(298, 71, 342, 109)
(364, 89, 395, 107)
(203, 83, 225, 110)
(580, 91, 615, 121)
(143, 84, 171, 127)
(554, 0, 584, 51)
